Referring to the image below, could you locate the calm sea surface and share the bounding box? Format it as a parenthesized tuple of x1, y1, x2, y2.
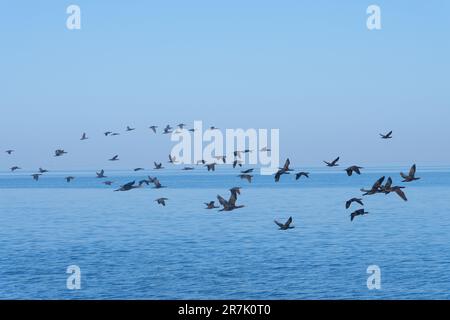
(1, 167, 449, 299)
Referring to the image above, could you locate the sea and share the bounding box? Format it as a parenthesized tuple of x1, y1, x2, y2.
(0, 166, 449, 299)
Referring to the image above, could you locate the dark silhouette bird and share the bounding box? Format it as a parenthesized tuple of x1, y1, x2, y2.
(238, 174, 253, 183)
(400, 164, 420, 182)
(104, 131, 112, 136)
(233, 160, 243, 168)
(324, 157, 340, 167)
(275, 158, 292, 182)
(109, 155, 119, 161)
(295, 172, 310, 180)
(162, 125, 173, 134)
(382, 177, 407, 201)
(217, 188, 244, 212)
(350, 209, 369, 222)
(168, 154, 177, 164)
(38, 168, 48, 173)
(204, 201, 219, 209)
(156, 198, 168, 206)
(346, 198, 364, 209)
(361, 176, 385, 196)
(111, 132, 120, 136)
(126, 126, 135, 132)
(5, 150, 14, 155)
(65, 176, 75, 183)
(380, 131, 393, 139)
(80, 133, 88, 140)
(345, 166, 363, 176)
(96, 169, 107, 178)
(182, 167, 194, 170)
(209, 126, 219, 130)
(134, 168, 145, 172)
(241, 169, 254, 174)
(54, 149, 67, 157)
(154, 162, 164, 169)
(151, 178, 166, 189)
(10, 166, 21, 172)
(177, 123, 186, 129)
(149, 126, 158, 133)
(115, 181, 140, 192)
(103, 181, 114, 186)
(31, 173, 42, 181)
(274, 217, 294, 230)
(205, 163, 217, 172)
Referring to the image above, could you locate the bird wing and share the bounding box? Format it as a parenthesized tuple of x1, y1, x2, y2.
(409, 164, 416, 177)
(285, 217, 293, 227)
(373, 176, 385, 189)
(283, 158, 290, 170)
(217, 195, 228, 207)
(394, 188, 408, 201)
(274, 220, 284, 228)
(332, 157, 340, 165)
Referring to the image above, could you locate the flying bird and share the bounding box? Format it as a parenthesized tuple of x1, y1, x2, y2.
(168, 154, 177, 164)
(182, 167, 194, 170)
(295, 172, 310, 180)
(241, 169, 254, 174)
(361, 176, 385, 196)
(345, 198, 364, 209)
(324, 157, 340, 167)
(104, 131, 112, 136)
(5, 150, 14, 155)
(126, 126, 135, 132)
(238, 174, 253, 183)
(400, 164, 420, 182)
(156, 198, 168, 206)
(134, 168, 145, 172)
(109, 155, 119, 161)
(214, 156, 226, 163)
(80, 133, 88, 140)
(54, 149, 67, 157)
(274, 217, 294, 230)
(205, 163, 217, 172)
(382, 177, 408, 201)
(114, 181, 140, 192)
(149, 126, 158, 133)
(65, 176, 75, 183)
(350, 209, 369, 222)
(103, 181, 114, 186)
(162, 125, 173, 134)
(38, 168, 48, 173)
(204, 201, 219, 209)
(345, 166, 363, 176)
(260, 147, 271, 152)
(31, 173, 42, 181)
(274, 158, 292, 182)
(217, 188, 244, 212)
(10, 166, 21, 172)
(232, 160, 243, 168)
(154, 162, 164, 169)
(96, 169, 107, 178)
(380, 131, 393, 139)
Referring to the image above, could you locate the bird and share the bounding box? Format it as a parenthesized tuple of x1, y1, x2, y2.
(111, 133, 120, 136)
(182, 167, 194, 170)
(382, 177, 408, 201)
(217, 188, 244, 212)
(156, 198, 168, 206)
(197, 159, 206, 165)
(274, 158, 292, 182)
(65, 176, 75, 183)
(345, 198, 364, 209)
(204, 201, 219, 209)
(295, 172, 310, 180)
(109, 155, 119, 161)
(96, 169, 107, 178)
(103, 181, 114, 186)
(10, 166, 21, 172)
(400, 164, 420, 182)
(54, 149, 67, 157)
(31, 173, 42, 181)
(274, 217, 294, 230)
(238, 174, 253, 183)
(214, 156, 226, 163)
(241, 169, 254, 174)
(177, 123, 186, 129)
(104, 131, 113, 136)
(260, 147, 271, 152)
(38, 168, 48, 173)
(361, 176, 385, 196)
(5, 150, 14, 155)
(134, 168, 145, 172)
(162, 125, 173, 134)
(205, 163, 217, 172)
(151, 178, 166, 189)
(149, 126, 158, 133)
(80, 132, 88, 140)
(232, 160, 243, 168)
(380, 131, 393, 139)
(114, 181, 140, 192)
(345, 166, 363, 176)
(350, 209, 369, 222)
(324, 157, 340, 167)
(154, 162, 164, 169)
(168, 154, 177, 164)
(209, 126, 219, 130)
(126, 126, 135, 132)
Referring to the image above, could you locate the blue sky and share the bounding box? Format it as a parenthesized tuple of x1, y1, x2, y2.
(0, 1, 449, 170)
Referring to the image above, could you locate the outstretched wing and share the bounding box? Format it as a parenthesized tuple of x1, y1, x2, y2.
(274, 220, 284, 228)
(394, 188, 408, 201)
(409, 164, 416, 177)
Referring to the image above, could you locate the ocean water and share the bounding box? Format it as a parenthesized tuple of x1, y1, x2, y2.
(0, 167, 450, 300)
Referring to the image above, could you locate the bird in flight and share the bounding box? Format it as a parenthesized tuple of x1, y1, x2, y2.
(345, 198, 364, 209)
(126, 126, 135, 132)
(350, 209, 369, 222)
(217, 188, 244, 212)
(241, 169, 254, 174)
(275, 158, 292, 182)
(260, 147, 271, 152)
(104, 131, 113, 136)
(382, 177, 408, 201)
(151, 178, 166, 189)
(324, 157, 340, 167)
(149, 126, 158, 133)
(39, 168, 48, 174)
(345, 166, 363, 176)
(204, 201, 219, 209)
(115, 181, 140, 192)
(400, 164, 420, 182)
(274, 217, 294, 230)
(154, 162, 164, 170)
(109, 155, 119, 161)
(96, 169, 107, 178)
(295, 172, 310, 180)
(156, 198, 168, 206)
(214, 156, 226, 164)
(65, 176, 75, 183)
(380, 131, 393, 139)
(134, 168, 145, 172)
(5, 150, 14, 155)
(31, 173, 42, 181)
(168, 154, 177, 164)
(361, 176, 385, 196)
(233, 160, 243, 168)
(103, 181, 114, 186)
(10, 166, 21, 172)
(162, 125, 173, 134)
(182, 167, 194, 171)
(80, 133, 88, 140)
(54, 149, 67, 157)
(205, 163, 217, 172)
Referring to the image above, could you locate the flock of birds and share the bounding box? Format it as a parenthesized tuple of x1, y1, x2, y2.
(3, 127, 420, 228)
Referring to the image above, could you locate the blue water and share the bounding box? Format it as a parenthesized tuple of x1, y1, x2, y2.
(1, 167, 450, 299)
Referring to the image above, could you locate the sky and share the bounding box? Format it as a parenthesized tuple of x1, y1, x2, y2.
(0, 1, 449, 171)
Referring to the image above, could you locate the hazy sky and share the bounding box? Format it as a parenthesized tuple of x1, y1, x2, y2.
(1, 1, 449, 171)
